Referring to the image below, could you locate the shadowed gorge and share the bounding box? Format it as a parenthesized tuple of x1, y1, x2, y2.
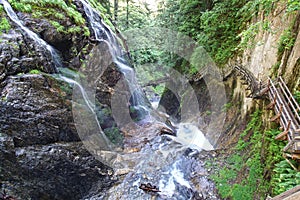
(0, 0, 300, 200)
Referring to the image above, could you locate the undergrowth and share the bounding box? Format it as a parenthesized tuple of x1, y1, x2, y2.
(0, 5, 11, 33)
(8, 0, 90, 35)
(210, 109, 298, 199)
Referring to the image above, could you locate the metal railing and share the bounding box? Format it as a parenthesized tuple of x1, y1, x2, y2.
(268, 77, 300, 159)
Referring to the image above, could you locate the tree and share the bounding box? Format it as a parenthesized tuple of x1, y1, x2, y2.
(114, 0, 118, 21)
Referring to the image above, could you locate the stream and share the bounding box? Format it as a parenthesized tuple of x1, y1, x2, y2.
(1, 0, 220, 199)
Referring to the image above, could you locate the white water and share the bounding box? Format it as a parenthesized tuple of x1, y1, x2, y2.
(2, 1, 217, 198)
(159, 160, 192, 198)
(174, 123, 214, 151)
(0, 0, 60, 71)
(79, 0, 151, 117)
(1, 0, 114, 150)
(79, 0, 120, 56)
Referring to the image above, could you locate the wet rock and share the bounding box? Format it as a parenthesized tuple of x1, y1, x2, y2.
(0, 31, 56, 75)
(99, 136, 221, 200)
(0, 134, 114, 200)
(159, 87, 181, 121)
(0, 74, 79, 147)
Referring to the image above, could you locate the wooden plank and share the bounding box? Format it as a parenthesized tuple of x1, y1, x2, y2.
(275, 121, 291, 140)
(271, 185, 300, 200)
(270, 104, 283, 122)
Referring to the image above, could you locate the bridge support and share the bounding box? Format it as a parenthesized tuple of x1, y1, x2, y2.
(275, 120, 291, 140)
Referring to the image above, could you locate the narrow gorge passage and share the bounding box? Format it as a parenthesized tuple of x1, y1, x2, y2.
(1, 0, 300, 200)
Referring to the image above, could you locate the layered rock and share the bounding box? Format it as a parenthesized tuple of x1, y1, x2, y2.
(0, 1, 119, 199)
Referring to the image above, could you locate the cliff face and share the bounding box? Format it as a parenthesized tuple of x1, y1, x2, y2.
(239, 2, 300, 90)
(217, 2, 300, 147)
(0, 1, 120, 199)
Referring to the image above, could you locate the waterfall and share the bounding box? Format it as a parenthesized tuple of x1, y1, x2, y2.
(1, 0, 114, 150)
(79, 0, 151, 121)
(0, 0, 60, 73)
(2, 1, 220, 198)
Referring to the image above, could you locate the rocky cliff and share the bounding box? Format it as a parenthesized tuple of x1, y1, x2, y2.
(0, 1, 122, 199)
(239, 2, 300, 90)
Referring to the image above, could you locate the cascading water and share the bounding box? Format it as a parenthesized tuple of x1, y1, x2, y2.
(79, 0, 152, 121)
(0, 0, 114, 150)
(0, 0, 60, 73)
(76, 2, 219, 199)
(2, 0, 219, 199)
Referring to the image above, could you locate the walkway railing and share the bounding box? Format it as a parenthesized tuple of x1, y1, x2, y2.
(267, 77, 300, 160)
(232, 65, 300, 161)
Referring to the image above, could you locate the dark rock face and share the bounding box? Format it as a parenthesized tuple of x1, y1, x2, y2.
(0, 31, 57, 78)
(0, 136, 114, 200)
(0, 1, 119, 199)
(0, 74, 79, 147)
(158, 87, 181, 121)
(0, 74, 115, 199)
(159, 79, 211, 122)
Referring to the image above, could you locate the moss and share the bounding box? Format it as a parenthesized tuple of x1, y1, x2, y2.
(0, 5, 4, 14)
(0, 5, 11, 33)
(0, 17, 11, 33)
(29, 69, 41, 74)
(86, 0, 114, 28)
(8, 0, 90, 36)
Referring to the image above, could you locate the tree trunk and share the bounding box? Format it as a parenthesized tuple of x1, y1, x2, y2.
(126, 0, 129, 29)
(114, 0, 118, 21)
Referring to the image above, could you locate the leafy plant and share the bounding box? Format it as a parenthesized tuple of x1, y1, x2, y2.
(8, 0, 91, 36)
(0, 17, 11, 33)
(237, 22, 261, 50)
(278, 29, 296, 55)
(29, 69, 41, 74)
(294, 90, 300, 104)
(271, 160, 300, 195)
(287, 0, 300, 12)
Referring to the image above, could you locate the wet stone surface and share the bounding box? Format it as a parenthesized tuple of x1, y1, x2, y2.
(87, 136, 220, 200)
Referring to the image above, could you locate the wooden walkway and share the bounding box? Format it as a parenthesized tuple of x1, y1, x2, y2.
(233, 66, 259, 97)
(233, 66, 300, 160)
(267, 77, 300, 160)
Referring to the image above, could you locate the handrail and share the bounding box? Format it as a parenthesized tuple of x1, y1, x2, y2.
(269, 78, 298, 131)
(268, 77, 300, 160)
(279, 77, 300, 123)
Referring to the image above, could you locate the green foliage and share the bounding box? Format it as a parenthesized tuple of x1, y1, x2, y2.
(264, 129, 285, 170)
(294, 90, 300, 104)
(197, 0, 252, 65)
(236, 109, 262, 150)
(0, 17, 11, 33)
(155, 0, 279, 67)
(0, 5, 4, 14)
(0, 5, 11, 33)
(211, 167, 237, 198)
(8, 0, 90, 36)
(211, 108, 297, 199)
(237, 22, 260, 50)
(278, 28, 296, 55)
(271, 160, 300, 195)
(287, 0, 300, 12)
(117, 1, 152, 31)
(29, 69, 41, 74)
(152, 85, 165, 96)
(8, 0, 32, 12)
(212, 110, 264, 199)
